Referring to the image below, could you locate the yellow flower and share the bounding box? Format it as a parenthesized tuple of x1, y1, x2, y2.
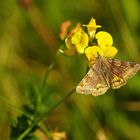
(85, 31, 118, 66)
(85, 46, 102, 66)
(61, 18, 118, 66)
(63, 37, 77, 56)
(83, 17, 101, 39)
(71, 29, 89, 53)
(61, 29, 89, 56)
(95, 31, 118, 58)
(101, 45, 118, 58)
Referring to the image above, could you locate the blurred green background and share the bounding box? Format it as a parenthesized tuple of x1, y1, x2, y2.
(0, 0, 140, 139)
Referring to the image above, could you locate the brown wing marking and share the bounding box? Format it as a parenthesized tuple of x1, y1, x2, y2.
(76, 62, 109, 96)
(107, 59, 140, 89)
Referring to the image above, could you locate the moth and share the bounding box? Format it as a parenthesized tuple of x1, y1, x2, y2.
(76, 56, 140, 96)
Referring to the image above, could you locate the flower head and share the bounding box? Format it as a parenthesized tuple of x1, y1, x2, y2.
(85, 31, 118, 66)
(61, 28, 89, 56)
(60, 18, 118, 67)
(71, 29, 89, 53)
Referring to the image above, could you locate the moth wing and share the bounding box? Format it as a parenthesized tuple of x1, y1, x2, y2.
(76, 62, 109, 96)
(107, 59, 140, 89)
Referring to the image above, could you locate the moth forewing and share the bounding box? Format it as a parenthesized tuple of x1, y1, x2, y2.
(76, 59, 109, 96)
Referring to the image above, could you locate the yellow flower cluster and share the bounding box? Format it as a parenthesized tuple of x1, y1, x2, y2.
(60, 18, 118, 66)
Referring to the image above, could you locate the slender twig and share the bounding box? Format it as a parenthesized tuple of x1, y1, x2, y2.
(34, 45, 64, 138)
(17, 88, 75, 140)
(35, 45, 64, 115)
(41, 45, 64, 92)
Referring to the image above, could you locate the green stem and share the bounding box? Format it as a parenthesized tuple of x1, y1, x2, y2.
(41, 45, 64, 91)
(17, 88, 75, 140)
(34, 45, 64, 137)
(35, 45, 64, 115)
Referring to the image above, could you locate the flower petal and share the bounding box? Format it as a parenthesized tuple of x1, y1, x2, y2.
(76, 45, 85, 54)
(64, 37, 77, 56)
(71, 29, 89, 53)
(102, 45, 118, 58)
(96, 31, 113, 46)
(65, 38, 73, 49)
(83, 18, 101, 39)
(59, 20, 71, 40)
(85, 46, 103, 61)
(71, 30, 88, 46)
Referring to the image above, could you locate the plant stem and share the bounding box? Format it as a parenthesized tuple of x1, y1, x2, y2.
(41, 45, 64, 92)
(17, 88, 75, 140)
(34, 45, 64, 137)
(35, 45, 64, 116)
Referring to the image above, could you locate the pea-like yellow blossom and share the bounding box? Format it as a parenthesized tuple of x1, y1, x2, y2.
(95, 31, 118, 57)
(71, 29, 89, 53)
(96, 31, 113, 46)
(85, 31, 118, 66)
(101, 45, 118, 58)
(63, 37, 77, 56)
(84, 17, 101, 39)
(85, 46, 103, 66)
(61, 29, 89, 56)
